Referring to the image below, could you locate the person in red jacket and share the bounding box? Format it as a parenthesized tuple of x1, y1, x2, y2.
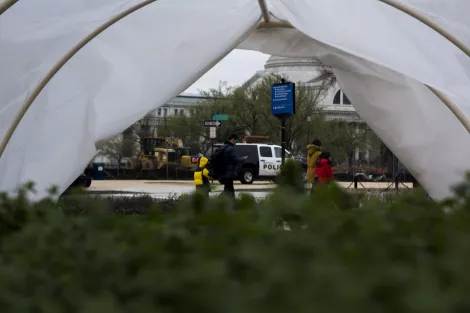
(314, 151, 334, 184)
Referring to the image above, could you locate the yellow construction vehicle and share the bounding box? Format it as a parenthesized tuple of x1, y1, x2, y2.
(126, 137, 198, 170)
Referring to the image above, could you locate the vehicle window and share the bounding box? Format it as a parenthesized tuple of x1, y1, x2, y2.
(235, 145, 256, 158)
(259, 146, 273, 157)
(274, 147, 291, 158)
(205, 145, 222, 158)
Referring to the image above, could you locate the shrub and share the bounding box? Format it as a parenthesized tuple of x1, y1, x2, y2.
(0, 170, 470, 312)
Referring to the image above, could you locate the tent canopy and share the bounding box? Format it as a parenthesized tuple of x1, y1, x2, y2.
(1, 0, 470, 200)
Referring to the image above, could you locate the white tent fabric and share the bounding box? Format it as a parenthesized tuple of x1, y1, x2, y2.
(0, 0, 260, 197)
(269, 0, 470, 116)
(0, 0, 143, 137)
(0, 0, 469, 200)
(239, 27, 470, 200)
(395, 0, 470, 47)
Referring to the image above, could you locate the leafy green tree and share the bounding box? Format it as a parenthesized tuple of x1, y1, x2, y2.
(224, 74, 326, 154)
(97, 134, 135, 174)
(365, 129, 385, 167)
(311, 120, 369, 171)
(134, 114, 158, 142)
(284, 83, 326, 154)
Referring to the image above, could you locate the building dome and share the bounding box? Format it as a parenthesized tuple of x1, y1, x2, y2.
(262, 56, 323, 83)
(264, 56, 320, 70)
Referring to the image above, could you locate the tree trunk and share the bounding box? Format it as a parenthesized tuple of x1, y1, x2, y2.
(117, 155, 121, 177)
(386, 152, 399, 179)
(379, 143, 390, 169)
(347, 158, 353, 174)
(347, 150, 354, 174)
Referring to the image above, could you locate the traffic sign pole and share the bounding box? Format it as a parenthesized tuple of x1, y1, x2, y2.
(271, 78, 296, 166)
(209, 127, 216, 139)
(209, 127, 216, 157)
(281, 118, 287, 166)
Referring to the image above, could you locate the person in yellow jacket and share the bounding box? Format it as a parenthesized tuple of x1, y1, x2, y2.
(306, 139, 323, 183)
(193, 156, 212, 196)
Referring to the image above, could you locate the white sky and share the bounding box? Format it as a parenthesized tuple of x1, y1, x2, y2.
(185, 49, 270, 94)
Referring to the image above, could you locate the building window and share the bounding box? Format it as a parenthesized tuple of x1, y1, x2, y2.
(163, 108, 167, 116)
(174, 109, 178, 115)
(333, 90, 341, 104)
(157, 109, 161, 116)
(333, 90, 352, 105)
(179, 109, 185, 116)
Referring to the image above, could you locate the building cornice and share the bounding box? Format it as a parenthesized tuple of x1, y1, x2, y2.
(325, 110, 359, 115)
(265, 61, 320, 69)
(264, 57, 321, 70)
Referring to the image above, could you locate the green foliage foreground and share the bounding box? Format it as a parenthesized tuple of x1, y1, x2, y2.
(2, 171, 470, 312)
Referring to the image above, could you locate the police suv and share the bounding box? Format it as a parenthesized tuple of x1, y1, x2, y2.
(209, 143, 294, 184)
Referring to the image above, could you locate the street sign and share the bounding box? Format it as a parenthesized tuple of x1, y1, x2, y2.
(209, 127, 216, 139)
(212, 114, 229, 121)
(271, 82, 296, 116)
(204, 120, 221, 128)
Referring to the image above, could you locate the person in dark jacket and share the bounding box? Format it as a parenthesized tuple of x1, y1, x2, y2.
(220, 134, 245, 198)
(314, 151, 334, 184)
(193, 156, 212, 197)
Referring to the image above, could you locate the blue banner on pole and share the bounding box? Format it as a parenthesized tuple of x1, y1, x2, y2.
(271, 82, 295, 116)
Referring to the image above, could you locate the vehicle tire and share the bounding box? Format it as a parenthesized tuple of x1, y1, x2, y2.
(83, 177, 92, 188)
(240, 168, 254, 184)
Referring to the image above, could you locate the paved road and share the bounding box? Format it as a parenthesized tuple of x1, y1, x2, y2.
(88, 180, 412, 200)
(88, 180, 271, 199)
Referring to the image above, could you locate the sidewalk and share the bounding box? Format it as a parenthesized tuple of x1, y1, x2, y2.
(89, 180, 412, 193)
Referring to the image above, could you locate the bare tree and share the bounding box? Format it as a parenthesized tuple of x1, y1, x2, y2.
(97, 135, 134, 174)
(134, 114, 158, 141)
(312, 59, 337, 91)
(229, 74, 325, 154)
